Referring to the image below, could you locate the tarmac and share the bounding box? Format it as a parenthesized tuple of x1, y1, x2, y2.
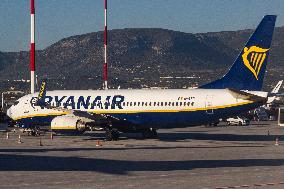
(0, 121, 284, 189)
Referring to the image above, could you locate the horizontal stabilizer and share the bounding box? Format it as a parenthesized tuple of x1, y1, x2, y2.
(227, 88, 267, 102)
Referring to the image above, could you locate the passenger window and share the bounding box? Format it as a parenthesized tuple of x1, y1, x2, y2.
(176, 102, 179, 106)
(134, 102, 136, 106)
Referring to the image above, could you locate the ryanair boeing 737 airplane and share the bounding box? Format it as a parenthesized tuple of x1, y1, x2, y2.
(7, 15, 277, 140)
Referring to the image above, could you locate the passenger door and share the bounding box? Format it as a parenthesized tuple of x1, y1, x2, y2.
(205, 95, 214, 114)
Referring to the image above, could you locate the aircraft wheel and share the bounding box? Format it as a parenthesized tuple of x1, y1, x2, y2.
(29, 130, 37, 136)
(105, 128, 120, 141)
(142, 128, 158, 139)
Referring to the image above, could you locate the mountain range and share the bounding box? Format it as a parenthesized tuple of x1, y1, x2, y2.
(0, 26, 284, 91)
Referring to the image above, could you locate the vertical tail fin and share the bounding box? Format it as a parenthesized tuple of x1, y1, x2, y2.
(271, 80, 283, 94)
(267, 80, 283, 104)
(199, 15, 276, 91)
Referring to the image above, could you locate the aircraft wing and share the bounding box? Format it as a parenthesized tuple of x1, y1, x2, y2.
(37, 102, 132, 130)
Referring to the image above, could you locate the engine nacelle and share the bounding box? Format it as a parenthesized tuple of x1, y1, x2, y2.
(51, 115, 86, 134)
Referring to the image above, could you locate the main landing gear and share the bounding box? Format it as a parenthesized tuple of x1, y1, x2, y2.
(105, 128, 120, 141)
(23, 127, 41, 136)
(142, 128, 158, 139)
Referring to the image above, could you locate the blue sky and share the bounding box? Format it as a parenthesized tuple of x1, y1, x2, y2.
(0, 0, 284, 52)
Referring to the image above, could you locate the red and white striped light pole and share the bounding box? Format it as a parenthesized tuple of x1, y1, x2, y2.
(103, 0, 108, 89)
(30, 0, 35, 93)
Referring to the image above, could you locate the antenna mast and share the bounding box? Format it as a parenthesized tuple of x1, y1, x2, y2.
(103, 0, 108, 89)
(30, 0, 36, 93)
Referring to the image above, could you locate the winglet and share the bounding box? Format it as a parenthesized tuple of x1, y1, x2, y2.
(36, 79, 47, 107)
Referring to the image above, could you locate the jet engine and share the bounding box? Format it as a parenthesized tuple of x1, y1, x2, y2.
(51, 115, 86, 134)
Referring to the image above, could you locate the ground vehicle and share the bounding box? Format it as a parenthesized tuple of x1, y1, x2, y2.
(227, 116, 250, 126)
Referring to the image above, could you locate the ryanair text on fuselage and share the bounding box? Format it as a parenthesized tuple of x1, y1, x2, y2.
(31, 95, 125, 110)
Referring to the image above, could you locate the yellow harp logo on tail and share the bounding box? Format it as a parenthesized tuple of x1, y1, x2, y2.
(242, 46, 269, 80)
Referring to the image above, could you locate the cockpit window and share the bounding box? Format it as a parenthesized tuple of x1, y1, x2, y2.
(13, 101, 19, 106)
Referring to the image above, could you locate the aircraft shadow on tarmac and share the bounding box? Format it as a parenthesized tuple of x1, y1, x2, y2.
(0, 144, 266, 154)
(81, 131, 283, 142)
(0, 153, 284, 173)
(157, 132, 283, 142)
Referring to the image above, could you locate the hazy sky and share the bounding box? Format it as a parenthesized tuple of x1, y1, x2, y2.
(0, 0, 284, 52)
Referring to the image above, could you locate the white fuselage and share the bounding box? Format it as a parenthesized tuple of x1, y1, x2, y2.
(7, 88, 264, 128)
